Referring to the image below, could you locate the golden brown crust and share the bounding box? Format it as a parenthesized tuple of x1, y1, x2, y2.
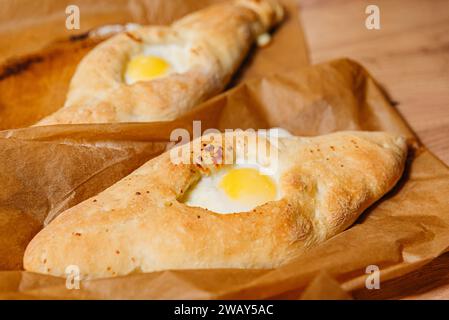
(24, 131, 407, 279)
(34, 0, 284, 125)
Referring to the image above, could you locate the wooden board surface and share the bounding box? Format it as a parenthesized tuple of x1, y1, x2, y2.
(298, 0, 449, 299)
(299, 0, 449, 165)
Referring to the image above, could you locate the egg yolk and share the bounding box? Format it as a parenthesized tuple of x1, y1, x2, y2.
(219, 168, 277, 207)
(125, 55, 170, 83)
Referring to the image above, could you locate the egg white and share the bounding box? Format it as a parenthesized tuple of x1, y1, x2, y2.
(183, 128, 293, 214)
(183, 163, 280, 214)
(125, 44, 193, 85)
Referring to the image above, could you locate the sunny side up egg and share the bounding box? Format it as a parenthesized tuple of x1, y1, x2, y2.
(183, 164, 280, 214)
(183, 128, 293, 214)
(124, 44, 191, 85)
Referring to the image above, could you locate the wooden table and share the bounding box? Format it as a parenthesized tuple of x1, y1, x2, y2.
(299, 0, 449, 165)
(298, 0, 449, 299)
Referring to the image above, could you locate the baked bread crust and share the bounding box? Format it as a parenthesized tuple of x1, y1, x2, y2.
(24, 131, 407, 279)
(34, 0, 284, 125)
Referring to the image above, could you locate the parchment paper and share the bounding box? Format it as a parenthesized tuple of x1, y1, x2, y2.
(0, 0, 448, 300)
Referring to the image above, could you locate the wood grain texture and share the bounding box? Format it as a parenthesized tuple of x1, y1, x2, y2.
(299, 0, 449, 164)
(352, 252, 449, 300)
(298, 0, 449, 299)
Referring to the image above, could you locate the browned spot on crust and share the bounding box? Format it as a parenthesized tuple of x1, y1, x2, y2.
(190, 47, 200, 55)
(69, 32, 90, 42)
(135, 192, 141, 196)
(72, 232, 82, 236)
(115, 250, 120, 255)
(125, 32, 143, 43)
